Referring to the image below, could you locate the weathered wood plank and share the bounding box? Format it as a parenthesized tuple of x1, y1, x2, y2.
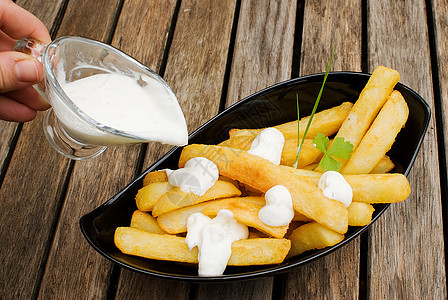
(159, 0, 237, 136)
(0, 121, 19, 176)
(196, 280, 273, 300)
(366, 0, 446, 298)
(432, 0, 448, 186)
(35, 0, 129, 299)
(115, 270, 190, 300)
(283, 0, 362, 299)
(0, 1, 67, 299)
(225, 0, 296, 107)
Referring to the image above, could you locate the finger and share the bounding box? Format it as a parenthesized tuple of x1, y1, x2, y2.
(0, 1, 51, 43)
(0, 30, 16, 50)
(0, 94, 37, 122)
(0, 51, 44, 93)
(4, 85, 50, 111)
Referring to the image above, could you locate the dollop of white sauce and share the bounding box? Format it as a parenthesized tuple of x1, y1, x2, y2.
(318, 171, 353, 207)
(258, 185, 294, 227)
(167, 157, 219, 196)
(186, 210, 249, 276)
(247, 128, 285, 165)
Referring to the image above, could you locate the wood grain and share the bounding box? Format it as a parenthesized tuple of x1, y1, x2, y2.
(161, 0, 237, 133)
(0, 1, 67, 299)
(366, 0, 446, 298)
(432, 0, 448, 185)
(225, 0, 296, 107)
(115, 270, 190, 300)
(284, 1, 362, 299)
(196, 279, 273, 300)
(0, 121, 19, 178)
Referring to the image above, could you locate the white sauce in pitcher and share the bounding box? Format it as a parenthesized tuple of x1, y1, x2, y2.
(58, 73, 188, 146)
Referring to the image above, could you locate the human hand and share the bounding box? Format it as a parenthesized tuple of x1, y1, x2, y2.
(0, 0, 51, 122)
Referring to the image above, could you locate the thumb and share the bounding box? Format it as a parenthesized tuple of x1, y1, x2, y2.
(0, 51, 44, 93)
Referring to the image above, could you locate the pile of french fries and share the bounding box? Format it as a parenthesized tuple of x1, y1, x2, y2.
(114, 66, 411, 272)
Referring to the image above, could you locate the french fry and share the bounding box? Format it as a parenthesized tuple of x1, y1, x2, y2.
(220, 136, 321, 168)
(287, 222, 345, 257)
(370, 155, 395, 174)
(157, 197, 269, 235)
(130, 210, 167, 234)
(202, 197, 289, 238)
(348, 202, 375, 226)
(303, 155, 395, 174)
(342, 90, 409, 174)
(292, 212, 312, 222)
(143, 170, 169, 186)
(152, 180, 241, 217)
(279, 166, 410, 203)
(229, 102, 353, 140)
(135, 182, 173, 212)
(114, 227, 291, 265)
(179, 144, 348, 234)
(281, 139, 322, 167)
(329, 66, 400, 169)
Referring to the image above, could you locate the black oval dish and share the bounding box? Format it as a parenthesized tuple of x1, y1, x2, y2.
(80, 72, 430, 282)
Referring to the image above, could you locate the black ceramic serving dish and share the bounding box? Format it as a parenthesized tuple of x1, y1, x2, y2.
(80, 72, 430, 282)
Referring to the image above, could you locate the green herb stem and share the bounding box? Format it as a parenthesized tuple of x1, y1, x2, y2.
(293, 45, 336, 168)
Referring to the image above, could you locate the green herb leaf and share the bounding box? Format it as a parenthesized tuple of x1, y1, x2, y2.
(313, 133, 353, 172)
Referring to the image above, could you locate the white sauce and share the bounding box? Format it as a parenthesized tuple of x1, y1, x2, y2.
(258, 185, 294, 227)
(167, 157, 219, 196)
(318, 171, 353, 207)
(247, 128, 285, 165)
(57, 73, 188, 146)
(186, 210, 249, 276)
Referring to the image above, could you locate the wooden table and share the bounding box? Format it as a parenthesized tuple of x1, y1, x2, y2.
(1, 0, 446, 298)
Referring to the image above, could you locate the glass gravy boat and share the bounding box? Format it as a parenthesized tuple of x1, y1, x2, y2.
(14, 36, 186, 160)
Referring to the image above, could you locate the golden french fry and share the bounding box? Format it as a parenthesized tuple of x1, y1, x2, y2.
(202, 197, 288, 238)
(179, 145, 348, 234)
(130, 210, 167, 234)
(279, 166, 410, 203)
(281, 139, 321, 167)
(227, 238, 291, 266)
(135, 182, 173, 212)
(115, 227, 290, 265)
(152, 180, 242, 217)
(330, 66, 400, 169)
(248, 229, 268, 239)
(219, 137, 321, 168)
(229, 102, 353, 140)
(157, 201, 218, 234)
(343, 91, 408, 174)
(143, 170, 169, 186)
(348, 202, 375, 226)
(287, 222, 345, 257)
(292, 212, 312, 222)
(370, 155, 395, 174)
(303, 155, 395, 174)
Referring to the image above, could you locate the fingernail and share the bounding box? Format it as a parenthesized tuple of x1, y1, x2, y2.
(14, 59, 40, 82)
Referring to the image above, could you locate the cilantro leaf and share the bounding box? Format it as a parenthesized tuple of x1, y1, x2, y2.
(313, 133, 329, 153)
(313, 134, 353, 172)
(327, 137, 353, 160)
(319, 153, 341, 172)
